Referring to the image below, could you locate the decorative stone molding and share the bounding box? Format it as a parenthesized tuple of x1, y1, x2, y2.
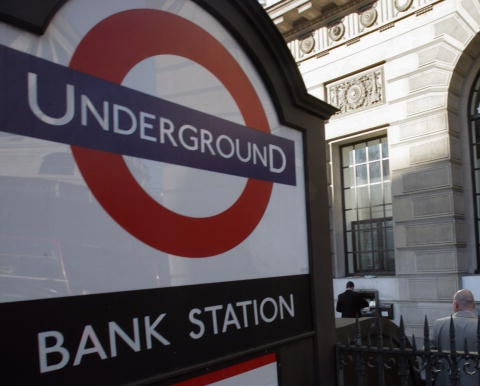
(326, 66, 385, 115)
(299, 34, 315, 53)
(359, 7, 378, 28)
(277, 0, 441, 62)
(394, 0, 413, 12)
(328, 21, 345, 41)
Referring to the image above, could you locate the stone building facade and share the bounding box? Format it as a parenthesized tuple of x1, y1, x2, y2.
(265, 0, 480, 336)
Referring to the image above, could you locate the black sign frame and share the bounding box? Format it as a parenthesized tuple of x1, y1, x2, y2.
(0, 1, 338, 385)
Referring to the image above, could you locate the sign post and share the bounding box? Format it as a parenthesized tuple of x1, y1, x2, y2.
(0, 0, 337, 385)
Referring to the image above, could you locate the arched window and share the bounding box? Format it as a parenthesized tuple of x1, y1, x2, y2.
(469, 70, 480, 268)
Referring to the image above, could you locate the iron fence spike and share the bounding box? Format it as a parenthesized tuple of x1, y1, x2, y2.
(377, 312, 383, 348)
(424, 315, 430, 352)
(335, 312, 480, 386)
(399, 315, 406, 350)
(412, 334, 417, 351)
(355, 316, 362, 346)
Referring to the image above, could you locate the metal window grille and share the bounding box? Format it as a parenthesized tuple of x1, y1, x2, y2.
(351, 217, 394, 272)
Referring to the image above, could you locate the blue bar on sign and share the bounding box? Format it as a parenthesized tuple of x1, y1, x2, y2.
(0, 44, 296, 186)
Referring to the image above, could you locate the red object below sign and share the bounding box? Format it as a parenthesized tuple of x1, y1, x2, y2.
(172, 353, 277, 385)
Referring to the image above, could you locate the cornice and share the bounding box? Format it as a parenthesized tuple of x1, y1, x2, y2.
(268, 0, 366, 34)
(267, 0, 445, 63)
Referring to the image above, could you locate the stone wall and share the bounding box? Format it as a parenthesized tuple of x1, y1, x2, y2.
(267, 0, 480, 335)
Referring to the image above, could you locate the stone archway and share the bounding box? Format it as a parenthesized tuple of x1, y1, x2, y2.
(448, 31, 480, 273)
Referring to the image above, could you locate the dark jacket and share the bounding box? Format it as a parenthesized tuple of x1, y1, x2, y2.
(336, 289, 369, 318)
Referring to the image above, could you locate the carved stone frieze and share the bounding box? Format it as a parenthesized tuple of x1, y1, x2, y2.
(279, 0, 439, 62)
(326, 67, 385, 115)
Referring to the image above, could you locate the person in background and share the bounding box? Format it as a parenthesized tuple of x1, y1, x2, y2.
(336, 281, 369, 318)
(431, 289, 479, 386)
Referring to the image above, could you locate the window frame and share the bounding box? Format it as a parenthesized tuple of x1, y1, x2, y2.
(468, 70, 480, 271)
(340, 135, 394, 275)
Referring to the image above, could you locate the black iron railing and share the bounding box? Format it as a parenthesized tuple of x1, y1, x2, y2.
(336, 314, 480, 386)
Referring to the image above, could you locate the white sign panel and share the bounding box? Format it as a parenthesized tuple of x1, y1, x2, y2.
(0, 0, 308, 302)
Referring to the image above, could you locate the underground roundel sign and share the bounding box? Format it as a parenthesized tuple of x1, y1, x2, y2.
(0, 9, 297, 257)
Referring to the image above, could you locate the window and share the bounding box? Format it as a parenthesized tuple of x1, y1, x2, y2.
(469, 70, 480, 268)
(341, 137, 394, 274)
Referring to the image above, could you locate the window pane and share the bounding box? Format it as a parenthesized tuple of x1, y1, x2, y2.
(386, 252, 395, 272)
(384, 204, 392, 217)
(345, 210, 357, 230)
(343, 167, 354, 188)
(474, 146, 480, 167)
(477, 196, 480, 217)
(344, 188, 354, 209)
(360, 252, 373, 270)
(346, 232, 353, 252)
(356, 164, 367, 185)
(342, 146, 354, 167)
(381, 140, 389, 158)
(347, 253, 355, 274)
(354, 231, 362, 251)
(359, 234, 372, 252)
(371, 205, 384, 218)
(371, 226, 378, 251)
(355, 146, 366, 163)
(383, 159, 390, 179)
(474, 120, 480, 143)
(368, 141, 380, 161)
(471, 94, 478, 116)
(384, 182, 392, 204)
(370, 184, 383, 206)
(358, 208, 370, 220)
(475, 170, 480, 192)
(385, 227, 394, 250)
(357, 186, 369, 208)
(369, 161, 381, 183)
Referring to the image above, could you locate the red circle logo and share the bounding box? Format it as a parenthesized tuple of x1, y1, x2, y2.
(69, 9, 273, 257)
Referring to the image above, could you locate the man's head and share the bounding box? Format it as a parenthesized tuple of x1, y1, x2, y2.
(346, 281, 354, 290)
(453, 289, 476, 312)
